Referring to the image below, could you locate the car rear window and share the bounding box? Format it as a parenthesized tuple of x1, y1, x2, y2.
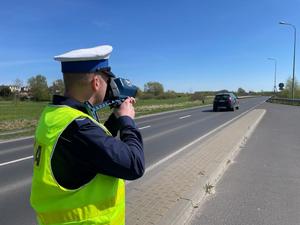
(215, 94, 229, 100)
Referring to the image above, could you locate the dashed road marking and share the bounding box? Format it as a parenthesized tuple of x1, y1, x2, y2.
(0, 156, 33, 167)
(179, 115, 191, 119)
(139, 125, 151, 130)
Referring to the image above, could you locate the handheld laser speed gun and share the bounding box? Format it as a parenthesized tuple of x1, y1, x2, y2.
(84, 77, 138, 121)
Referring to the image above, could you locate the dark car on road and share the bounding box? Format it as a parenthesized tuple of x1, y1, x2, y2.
(213, 93, 239, 112)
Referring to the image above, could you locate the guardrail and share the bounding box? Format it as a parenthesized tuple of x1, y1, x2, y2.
(237, 95, 258, 99)
(267, 97, 300, 106)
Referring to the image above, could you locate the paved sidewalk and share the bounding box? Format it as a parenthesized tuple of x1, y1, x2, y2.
(126, 109, 266, 225)
(187, 103, 300, 225)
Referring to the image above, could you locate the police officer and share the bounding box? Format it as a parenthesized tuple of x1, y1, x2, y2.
(30, 45, 145, 225)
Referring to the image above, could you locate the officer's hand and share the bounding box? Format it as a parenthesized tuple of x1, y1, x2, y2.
(114, 97, 136, 119)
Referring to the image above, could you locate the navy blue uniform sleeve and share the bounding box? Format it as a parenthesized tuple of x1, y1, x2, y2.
(73, 116, 144, 180)
(104, 113, 120, 137)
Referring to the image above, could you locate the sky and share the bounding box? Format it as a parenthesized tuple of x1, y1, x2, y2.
(0, 0, 300, 92)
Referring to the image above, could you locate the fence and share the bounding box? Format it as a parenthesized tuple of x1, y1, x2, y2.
(267, 97, 300, 106)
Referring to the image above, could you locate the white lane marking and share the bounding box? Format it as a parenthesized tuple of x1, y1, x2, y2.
(0, 98, 268, 169)
(0, 144, 32, 156)
(0, 156, 33, 167)
(0, 136, 34, 144)
(179, 115, 191, 119)
(139, 125, 151, 130)
(127, 99, 267, 185)
(136, 104, 210, 121)
(143, 98, 267, 175)
(143, 113, 220, 142)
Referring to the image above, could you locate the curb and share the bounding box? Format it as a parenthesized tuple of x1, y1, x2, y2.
(142, 99, 267, 176)
(157, 109, 266, 225)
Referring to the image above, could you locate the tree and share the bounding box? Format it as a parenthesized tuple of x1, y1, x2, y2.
(248, 90, 257, 95)
(237, 87, 247, 95)
(49, 79, 65, 95)
(14, 78, 23, 90)
(190, 91, 206, 103)
(0, 86, 12, 97)
(13, 78, 24, 101)
(217, 89, 229, 93)
(281, 76, 300, 98)
(144, 82, 164, 96)
(135, 87, 143, 98)
(28, 75, 50, 101)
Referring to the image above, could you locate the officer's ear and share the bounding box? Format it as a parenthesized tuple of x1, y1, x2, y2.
(91, 74, 102, 92)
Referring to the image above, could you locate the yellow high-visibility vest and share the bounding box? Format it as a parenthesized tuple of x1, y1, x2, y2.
(30, 105, 125, 225)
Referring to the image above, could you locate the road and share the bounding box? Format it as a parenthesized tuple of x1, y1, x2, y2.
(188, 102, 300, 225)
(0, 96, 267, 225)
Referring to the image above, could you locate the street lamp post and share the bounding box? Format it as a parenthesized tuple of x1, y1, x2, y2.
(268, 58, 277, 94)
(279, 21, 297, 99)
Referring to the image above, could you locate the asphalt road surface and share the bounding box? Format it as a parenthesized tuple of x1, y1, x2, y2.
(0, 96, 268, 225)
(189, 102, 300, 225)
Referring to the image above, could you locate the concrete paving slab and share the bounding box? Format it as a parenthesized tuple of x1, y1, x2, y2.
(126, 109, 266, 225)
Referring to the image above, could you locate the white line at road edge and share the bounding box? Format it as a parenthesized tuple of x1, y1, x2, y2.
(0, 98, 269, 168)
(0, 156, 33, 167)
(0, 135, 34, 144)
(141, 98, 267, 176)
(139, 125, 151, 130)
(179, 115, 191, 119)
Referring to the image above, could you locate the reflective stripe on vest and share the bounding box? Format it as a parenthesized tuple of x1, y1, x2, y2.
(30, 105, 125, 225)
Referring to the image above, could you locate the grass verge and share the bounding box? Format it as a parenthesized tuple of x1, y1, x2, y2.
(0, 97, 213, 140)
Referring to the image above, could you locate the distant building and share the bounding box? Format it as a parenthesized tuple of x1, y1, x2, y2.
(5, 85, 29, 93)
(21, 86, 29, 92)
(8, 85, 21, 93)
(19, 86, 32, 100)
(0, 84, 32, 99)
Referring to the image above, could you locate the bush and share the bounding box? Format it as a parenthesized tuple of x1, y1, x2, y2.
(139, 92, 155, 100)
(190, 92, 206, 102)
(0, 86, 12, 97)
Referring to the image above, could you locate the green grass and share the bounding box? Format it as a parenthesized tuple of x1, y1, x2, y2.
(135, 97, 213, 116)
(98, 96, 213, 121)
(0, 97, 213, 140)
(0, 100, 48, 121)
(0, 100, 48, 134)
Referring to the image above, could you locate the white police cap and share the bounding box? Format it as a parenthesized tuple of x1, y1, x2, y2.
(54, 45, 115, 76)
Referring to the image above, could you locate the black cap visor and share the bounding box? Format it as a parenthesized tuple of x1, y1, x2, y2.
(96, 67, 116, 78)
